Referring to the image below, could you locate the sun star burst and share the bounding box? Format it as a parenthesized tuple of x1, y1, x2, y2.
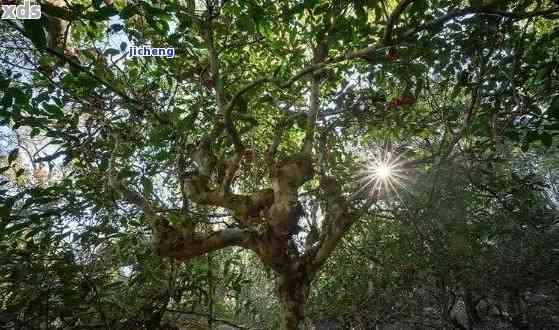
(356, 147, 408, 200)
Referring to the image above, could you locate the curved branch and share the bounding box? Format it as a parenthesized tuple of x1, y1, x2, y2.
(265, 113, 305, 165)
(222, 2, 559, 106)
(106, 135, 255, 260)
(3, 20, 171, 126)
(303, 175, 372, 275)
(382, 0, 415, 45)
(183, 174, 274, 224)
(302, 41, 327, 155)
(400, 3, 559, 41)
(114, 177, 254, 259)
(204, 12, 245, 154)
(224, 77, 272, 113)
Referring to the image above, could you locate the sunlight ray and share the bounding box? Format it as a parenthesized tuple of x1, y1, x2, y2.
(357, 146, 409, 201)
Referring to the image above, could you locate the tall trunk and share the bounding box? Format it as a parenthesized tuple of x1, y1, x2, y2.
(277, 273, 309, 330)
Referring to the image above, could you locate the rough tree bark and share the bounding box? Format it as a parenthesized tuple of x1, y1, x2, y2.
(21, 0, 559, 329)
(277, 272, 311, 329)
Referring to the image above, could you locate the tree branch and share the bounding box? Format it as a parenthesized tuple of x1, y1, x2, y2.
(303, 41, 327, 155)
(106, 134, 256, 260)
(182, 173, 274, 226)
(480, 6, 559, 19)
(111, 172, 256, 259)
(265, 113, 305, 165)
(203, 8, 245, 153)
(3, 20, 172, 126)
(303, 175, 373, 274)
(382, 0, 415, 45)
(224, 76, 272, 113)
(400, 2, 559, 41)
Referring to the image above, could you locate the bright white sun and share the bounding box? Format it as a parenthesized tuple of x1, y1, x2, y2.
(375, 164, 393, 179)
(356, 147, 407, 199)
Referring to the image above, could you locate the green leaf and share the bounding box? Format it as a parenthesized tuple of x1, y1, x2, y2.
(526, 130, 539, 144)
(8, 149, 18, 163)
(1, 94, 13, 108)
(410, 0, 427, 16)
(23, 20, 47, 48)
(110, 23, 124, 33)
(35, 92, 50, 103)
(104, 48, 120, 57)
(0, 199, 14, 222)
(548, 95, 559, 120)
(120, 4, 139, 19)
(44, 104, 64, 119)
(42, 2, 75, 20)
(93, 0, 104, 9)
(87, 6, 119, 21)
(237, 97, 248, 113)
(544, 123, 559, 131)
(4, 221, 32, 234)
(9, 87, 27, 105)
(540, 132, 553, 147)
(144, 4, 165, 16)
(142, 177, 153, 196)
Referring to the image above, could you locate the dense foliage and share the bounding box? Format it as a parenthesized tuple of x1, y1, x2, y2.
(1, 0, 559, 329)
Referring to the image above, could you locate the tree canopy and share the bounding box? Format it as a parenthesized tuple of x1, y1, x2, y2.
(1, 0, 559, 329)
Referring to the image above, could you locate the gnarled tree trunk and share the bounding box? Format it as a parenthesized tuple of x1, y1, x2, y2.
(277, 272, 310, 330)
